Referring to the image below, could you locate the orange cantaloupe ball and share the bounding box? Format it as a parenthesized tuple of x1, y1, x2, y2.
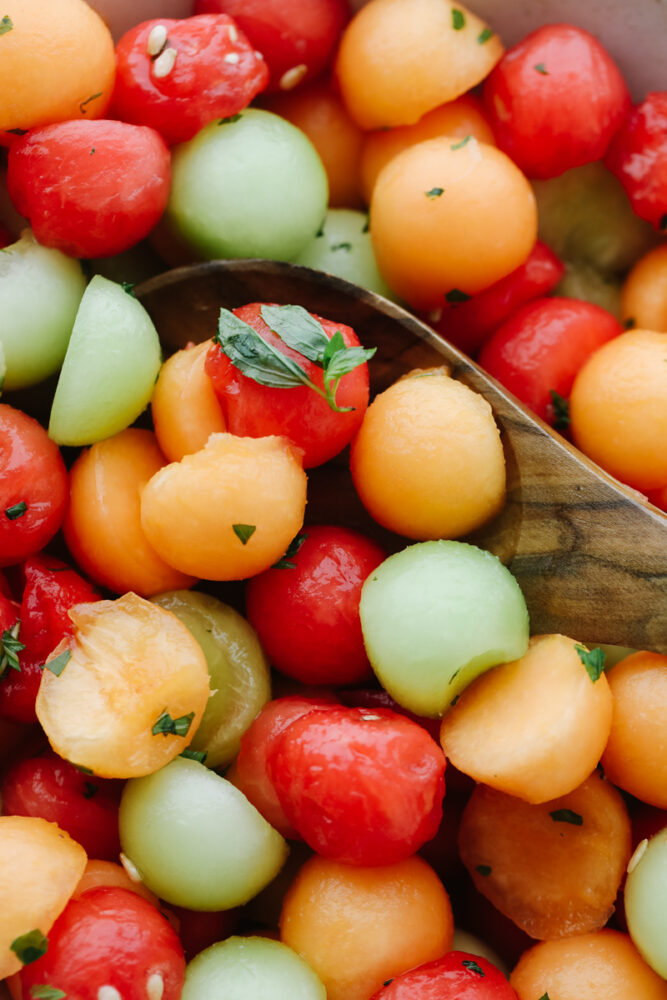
(360, 94, 495, 202)
(263, 81, 365, 209)
(510, 930, 667, 1000)
(335, 0, 503, 130)
(622, 244, 667, 332)
(64, 428, 197, 597)
(72, 859, 159, 908)
(459, 775, 632, 941)
(569, 330, 667, 492)
(370, 137, 537, 309)
(151, 341, 226, 463)
(350, 369, 505, 540)
(280, 854, 453, 1000)
(36, 593, 210, 779)
(440, 634, 613, 803)
(140, 433, 308, 581)
(601, 651, 667, 809)
(0, 815, 87, 978)
(0, 0, 115, 139)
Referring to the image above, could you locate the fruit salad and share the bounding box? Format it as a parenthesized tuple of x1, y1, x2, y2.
(1, 1, 667, 999)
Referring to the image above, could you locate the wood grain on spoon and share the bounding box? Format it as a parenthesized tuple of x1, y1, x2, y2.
(136, 259, 667, 654)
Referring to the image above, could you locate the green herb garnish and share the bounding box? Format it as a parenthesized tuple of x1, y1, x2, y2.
(550, 808, 583, 826)
(30, 987, 67, 1000)
(10, 930, 48, 965)
(0, 15, 13, 34)
(445, 288, 471, 304)
(575, 644, 606, 682)
(330, 242, 352, 252)
(5, 500, 27, 519)
(549, 390, 570, 430)
(218, 113, 242, 125)
(534, 63, 549, 74)
(180, 748, 208, 763)
(425, 187, 444, 199)
(451, 8, 465, 29)
(214, 304, 375, 414)
(82, 782, 98, 799)
(6, 127, 27, 135)
(45, 650, 71, 677)
(1, 621, 24, 676)
(273, 533, 308, 569)
(233, 523, 256, 545)
(79, 92, 102, 115)
(477, 28, 494, 44)
(462, 959, 485, 976)
(451, 135, 471, 150)
(476, 864, 492, 876)
(121, 281, 136, 296)
(152, 710, 195, 738)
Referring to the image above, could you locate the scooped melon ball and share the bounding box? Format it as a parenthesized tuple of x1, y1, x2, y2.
(370, 137, 537, 309)
(625, 829, 667, 979)
(182, 937, 326, 1000)
(140, 433, 308, 581)
(336, 0, 503, 130)
(166, 109, 328, 262)
(359, 540, 530, 717)
(350, 368, 506, 540)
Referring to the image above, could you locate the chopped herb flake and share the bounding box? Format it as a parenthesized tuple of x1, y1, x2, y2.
(5, 501, 27, 520)
(451, 8, 465, 29)
(534, 63, 549, 74)
(233, 523, 256, 545)
(624, 317, 636, 329)
(72, 763, 94, 775)
(550, 808, 583, 826)
(121, 281, 136, 296)
(476, 864, 492, 876)
(538, 994, 551, 1000)
(273, 533, 308, 569)
(90, 147, 96, 155)
(30, 987, 67, 1000)
(462, 959, 485, 976)
(445, 288, 471, 304)
(383, 981, 394, 987)
(0, 15, 13, 34)
(152, 710, 195, 738)
(330, 241, 352, 252)
(218, 113, 242, 125)
(425, 187, 444, 199)
(1, 621, 24, 676)
(450, 694, 460, 706)
(45, 650, 71, 677)
(575, 644, 606, 682)
(362, 216, 370, 233)
(477, 27, 494, 44)
(82, 782, 98, 800)
(79, 92, 102, 115)
(180, 748, 208, 763)
(451, 134, 472, 150)
(10, 929, 48, 965)
(549, 390, 570, 430)
(6, 127, 27, 136)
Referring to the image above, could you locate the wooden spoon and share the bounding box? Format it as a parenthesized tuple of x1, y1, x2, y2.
(136, 259, 667, 655)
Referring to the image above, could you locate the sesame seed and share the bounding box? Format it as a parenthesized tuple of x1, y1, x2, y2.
(152, 46, 178, 78)
(361, 714, 382, 721)
(228, 24, 238, 43)
(627, 838, 649, 874)
(254, 50, 263, 60)
(147, 973, 165, 1000)
(224, 51, 240, 64)
(279, 64, 308, 90)
(146, 24, 168, 57)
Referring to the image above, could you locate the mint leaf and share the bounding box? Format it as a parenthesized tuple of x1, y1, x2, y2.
(1, 621, 24, 676)
(325, 345, 376, 382)
(30, 987, 67, 1000)
(260, 304, 330, 363)
(550, 808, 583, 826)
(217, 309, 315, 390)
(575, 644, 607, 683)
(180, 748, 207, 763)
(452, 8, 465, 29)
(10, 929, 48, 965)
(462, 959, 485, 976)
(152, 710, 195, 738)
(5, 500, 27, 519)
(232, 523, 256, 545)
(273, 533, 308, 569)
(477, 27, 494, 43)
(425, 187, 444, 199)
(0, 15, 13, 34)
(44, 649, 71, 677)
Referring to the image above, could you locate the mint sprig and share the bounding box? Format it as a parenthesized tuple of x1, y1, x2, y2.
(0, 620, 24, 677)
(215, 305, 376, 413)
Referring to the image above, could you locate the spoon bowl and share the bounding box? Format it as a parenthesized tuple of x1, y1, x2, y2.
(136, 258, 667, 654)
